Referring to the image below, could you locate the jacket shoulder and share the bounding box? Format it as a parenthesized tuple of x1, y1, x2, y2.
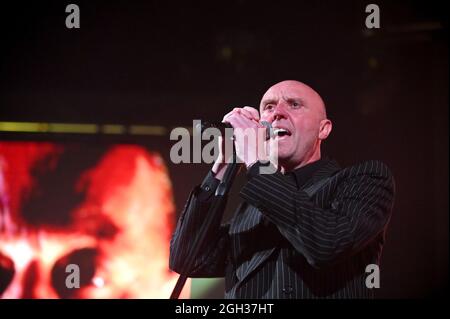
(338, 160, 393, 180)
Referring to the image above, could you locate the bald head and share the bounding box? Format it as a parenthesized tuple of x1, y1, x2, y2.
(259, 80, 332, 171)
(260, 80, 327, 120)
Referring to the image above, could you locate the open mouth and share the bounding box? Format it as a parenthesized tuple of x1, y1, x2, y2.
(273, 128, 292, 139)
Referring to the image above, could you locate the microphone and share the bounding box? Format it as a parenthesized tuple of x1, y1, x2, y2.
(196, 120, 273, 140)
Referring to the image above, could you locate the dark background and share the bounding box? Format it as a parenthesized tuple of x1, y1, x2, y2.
(0, 0, 448, 298)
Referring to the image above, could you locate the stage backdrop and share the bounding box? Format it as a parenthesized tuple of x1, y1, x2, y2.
(0, 141, 194, 298)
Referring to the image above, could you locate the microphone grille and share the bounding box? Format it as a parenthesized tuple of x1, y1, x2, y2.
(260, 121, 273, 139)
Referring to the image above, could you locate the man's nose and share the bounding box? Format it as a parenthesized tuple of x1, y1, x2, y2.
(269, 102, 289, 122)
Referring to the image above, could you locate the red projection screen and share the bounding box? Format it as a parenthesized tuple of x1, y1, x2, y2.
(0, 141, 189, 298)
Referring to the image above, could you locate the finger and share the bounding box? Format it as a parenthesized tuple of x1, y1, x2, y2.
(223, 113, 240, 127)
(222, 108, 241, 123)
(239, 108, 258, 122)
(223, 107, 258, 123)
(225, 113, 259, 129)
(243, 106, 260, 121)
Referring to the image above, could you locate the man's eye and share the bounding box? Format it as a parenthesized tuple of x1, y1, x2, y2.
(291, 102, 301, 109)
(265, 104, 274, 110)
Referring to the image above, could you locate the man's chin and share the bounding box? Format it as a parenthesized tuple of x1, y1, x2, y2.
(276, 148, 292, 161)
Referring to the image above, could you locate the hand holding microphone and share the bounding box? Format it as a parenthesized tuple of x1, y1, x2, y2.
(210, 106, 273, 179)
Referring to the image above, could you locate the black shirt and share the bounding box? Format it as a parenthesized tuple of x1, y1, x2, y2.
(285, 158, 327, 189)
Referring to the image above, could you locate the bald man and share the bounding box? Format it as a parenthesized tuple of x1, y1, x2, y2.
(170, 80, 395, 298)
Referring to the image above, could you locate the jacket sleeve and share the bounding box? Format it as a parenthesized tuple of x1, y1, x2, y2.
(169, 170, 230, 277)
(240, 160, 395, 269)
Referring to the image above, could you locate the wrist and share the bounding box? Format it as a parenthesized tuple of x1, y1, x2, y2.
(212, 161, 228, 181)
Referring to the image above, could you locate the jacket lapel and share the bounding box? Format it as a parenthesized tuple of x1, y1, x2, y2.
(235, 244, 277, 283)
(231, 205, 279, 282)
(229, 204, 262, 234)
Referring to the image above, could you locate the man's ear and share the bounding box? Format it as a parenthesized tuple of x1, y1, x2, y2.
(318, 119, 332, 140)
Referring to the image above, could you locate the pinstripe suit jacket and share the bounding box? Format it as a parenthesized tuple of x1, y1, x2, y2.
(170, 159, 395, 298)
